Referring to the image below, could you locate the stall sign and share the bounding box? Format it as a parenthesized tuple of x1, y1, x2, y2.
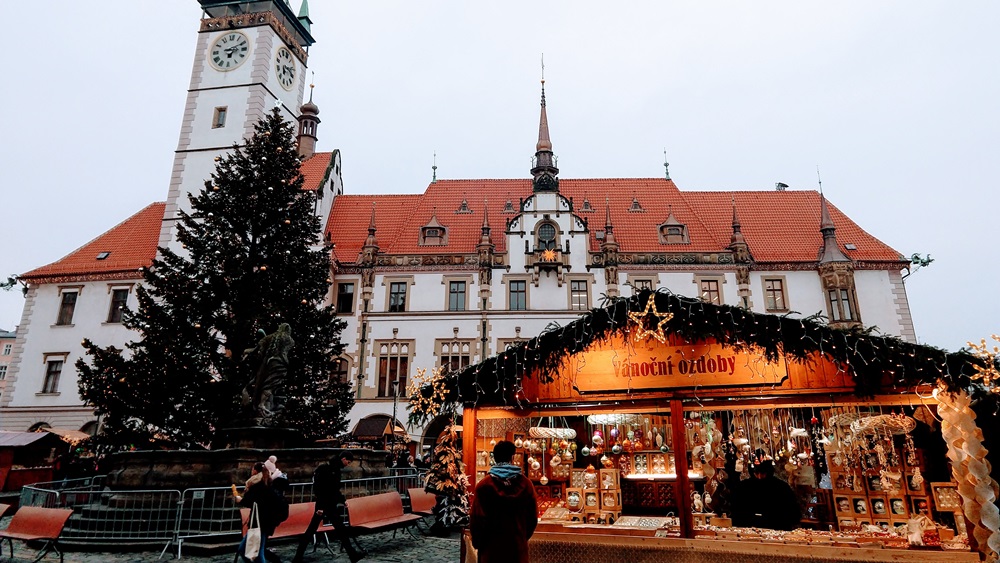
(569, 335, 788, 392)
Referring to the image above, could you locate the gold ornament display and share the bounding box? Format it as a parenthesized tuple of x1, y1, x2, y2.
(936, 386, 1000, 560)
(968, 335, 1000, 394)
(407, 366, 448, 420)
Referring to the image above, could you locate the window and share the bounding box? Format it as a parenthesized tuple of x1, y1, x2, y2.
(0, 364, 7, 380)
(537, 223, 557, 251)
(376, 341, 411, 397)
(331, 358, 350, 384)
(763, 278, 787, 311)
(388, 282, 407, 312)
(2, 344, 11, 356)
(570, 280, 589, 310)
(107, 288, 129, 323)
(828, 289, 857, 322)
(336, 283, 355, 315)
(630, 278, 654, 292)
(42, 360, 63, 394)
(448, 281, 466, 311)
(438, 340, 473, 373)
(213, 106, 228, 128)
(699, 279, 722, 305)
(509, 280, 527, 311)
(56, 291, 78, 325)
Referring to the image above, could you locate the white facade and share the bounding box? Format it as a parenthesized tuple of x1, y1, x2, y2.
(1, 279, 140, 430)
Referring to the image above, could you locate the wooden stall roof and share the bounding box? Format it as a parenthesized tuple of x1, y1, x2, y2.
(410, 290, 986, 424)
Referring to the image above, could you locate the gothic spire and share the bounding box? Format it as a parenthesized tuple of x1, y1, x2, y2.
(479, 200, 493, 246)
(531, 58, 559, 193)
(818, 194, 850, 263)
(603, 197, 617, 245)
(728, 197, 751, 263)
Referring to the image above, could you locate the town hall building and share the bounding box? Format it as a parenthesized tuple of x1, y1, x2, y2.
(0, 0, 915, 453)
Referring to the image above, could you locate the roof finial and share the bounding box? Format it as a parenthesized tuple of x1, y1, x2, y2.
(308, 71, 315, 103)
(540, 53, 546, 106)
(663, 148, 671, 180)
(432, 152, 438, 183)
(817, 165, 823, 196)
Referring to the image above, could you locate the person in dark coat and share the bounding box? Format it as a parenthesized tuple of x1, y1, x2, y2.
(470, 440, 538, 563)
(291, 451, 362, 563)
(731, 459, 801, 530)
(235, 462, 281, 563)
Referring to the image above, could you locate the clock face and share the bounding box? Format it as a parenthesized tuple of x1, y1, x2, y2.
(274, 47, 296, 90)
(209, 32, 250, 71)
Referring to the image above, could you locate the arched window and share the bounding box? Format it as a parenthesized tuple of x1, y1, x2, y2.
(537, 223, 557, 251)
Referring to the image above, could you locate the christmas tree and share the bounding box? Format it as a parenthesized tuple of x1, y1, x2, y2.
(77, 108, 353, 449)
(424, 422, 470, 532)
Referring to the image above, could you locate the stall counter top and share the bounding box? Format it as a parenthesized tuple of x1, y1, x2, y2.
(528, 531, 977, 563)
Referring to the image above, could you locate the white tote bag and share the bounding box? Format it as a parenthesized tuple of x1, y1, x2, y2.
(245, 502, 262, 561)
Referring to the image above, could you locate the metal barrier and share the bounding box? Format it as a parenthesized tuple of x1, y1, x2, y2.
(19, 471, 430, 559)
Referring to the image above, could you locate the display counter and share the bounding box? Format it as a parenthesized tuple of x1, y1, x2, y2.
(528, 530, 978, 563)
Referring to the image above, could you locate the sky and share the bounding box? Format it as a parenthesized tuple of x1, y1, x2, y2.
(0, 2, 997, 353)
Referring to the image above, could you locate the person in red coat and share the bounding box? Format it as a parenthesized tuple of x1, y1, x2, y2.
(471, 440, 538, 563)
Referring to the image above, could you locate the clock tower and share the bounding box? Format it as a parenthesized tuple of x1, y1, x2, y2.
(158, 0, 316, 251)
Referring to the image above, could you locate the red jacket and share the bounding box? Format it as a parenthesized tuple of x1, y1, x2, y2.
(470, 472, 538, 563)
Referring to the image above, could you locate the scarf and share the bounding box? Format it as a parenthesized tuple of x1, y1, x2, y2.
(489, 462, 522, 481)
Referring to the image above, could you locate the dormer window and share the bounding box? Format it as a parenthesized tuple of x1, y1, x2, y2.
(657, 208, 689, 244)
(455, 199, 472, 214)
(419, 213, 448, 246)
(628, 196, 645, 213)
(503, 199, 516, 213)
(580, 198, 594, 212)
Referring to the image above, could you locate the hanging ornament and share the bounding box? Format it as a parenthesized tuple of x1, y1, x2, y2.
(592, 431, 604, 446)
(550, 455, 561, 467)
(580, 446, 591, 457)
(611, 444, 622, 455)
(540, 475, 549, 485)
(514, 438, 523, 449)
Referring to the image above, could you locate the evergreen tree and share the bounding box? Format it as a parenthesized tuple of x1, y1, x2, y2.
(77, 108, 353, 449)
(424, 422, 470, 531)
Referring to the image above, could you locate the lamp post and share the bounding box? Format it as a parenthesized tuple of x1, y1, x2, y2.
(390, 377, 400, 453)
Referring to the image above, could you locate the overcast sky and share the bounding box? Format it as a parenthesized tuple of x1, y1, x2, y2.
(1, 2, 996, 353)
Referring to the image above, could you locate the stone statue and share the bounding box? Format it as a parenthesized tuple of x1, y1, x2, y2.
(241, 323, 294, 423)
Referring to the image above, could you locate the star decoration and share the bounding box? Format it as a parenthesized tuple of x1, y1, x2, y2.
(628, 294, 674, 342)
(540, 249, 557, 262)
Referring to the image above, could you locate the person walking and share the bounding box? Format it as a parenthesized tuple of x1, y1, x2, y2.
(470, 440, 538, 563)
(291, 451, 362, 563)
(234, 462, 282, 563)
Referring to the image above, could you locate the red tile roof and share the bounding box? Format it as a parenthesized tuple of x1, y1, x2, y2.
(299, 151, 334, 191)
(327, 178, 904, 264)
(21, 153, 336, 282)
(21, 203, 166, 282)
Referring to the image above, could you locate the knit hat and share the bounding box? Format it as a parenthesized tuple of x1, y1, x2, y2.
(264, 455, 281, 479)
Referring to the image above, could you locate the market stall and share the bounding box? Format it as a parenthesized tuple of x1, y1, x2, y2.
(409, 290, 1000, 562)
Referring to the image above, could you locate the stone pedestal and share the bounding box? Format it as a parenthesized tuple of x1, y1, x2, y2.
(213, 426, 306, 450)
(101, 447, 390, 490)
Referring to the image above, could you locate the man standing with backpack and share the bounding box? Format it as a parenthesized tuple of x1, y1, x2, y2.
(292, 451, 362, 563)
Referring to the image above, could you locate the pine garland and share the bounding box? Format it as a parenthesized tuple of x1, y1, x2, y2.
(409, 289, 989, 426)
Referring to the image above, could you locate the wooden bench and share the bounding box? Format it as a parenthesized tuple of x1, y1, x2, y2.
(406, 488, 437, 532)
(345, 491, 422, 540)
(0, 505, 74, 563)
(238, 502, 338, 556)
